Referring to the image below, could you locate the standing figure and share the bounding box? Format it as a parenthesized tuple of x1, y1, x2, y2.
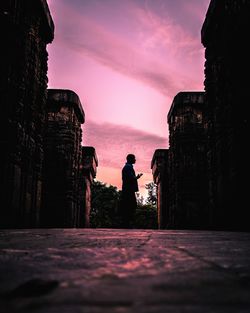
(121, 154, 143, 228)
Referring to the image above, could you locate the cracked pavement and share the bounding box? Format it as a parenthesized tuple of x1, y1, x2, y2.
(0, 229, 250, 312)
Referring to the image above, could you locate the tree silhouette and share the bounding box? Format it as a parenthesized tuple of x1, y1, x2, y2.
(90, 180, 121, 228)
(90, 180, 157, 229)
(145, 182, 157, 206)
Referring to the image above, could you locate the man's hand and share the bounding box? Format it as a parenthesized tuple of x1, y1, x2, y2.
(136, 173, 143, 179)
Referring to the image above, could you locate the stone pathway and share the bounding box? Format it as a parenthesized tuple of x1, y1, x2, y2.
(0, 229, 250, 312)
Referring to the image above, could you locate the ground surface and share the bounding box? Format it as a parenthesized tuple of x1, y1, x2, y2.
(0, 229, 250, 313)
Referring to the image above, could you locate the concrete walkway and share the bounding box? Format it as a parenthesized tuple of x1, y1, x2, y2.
(0, 229, 250, 312)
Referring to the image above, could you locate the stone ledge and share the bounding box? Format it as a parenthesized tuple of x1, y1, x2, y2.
(47, 89, 85, 124)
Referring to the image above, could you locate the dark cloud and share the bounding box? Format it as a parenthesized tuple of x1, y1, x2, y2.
(83, 121, 168, 172)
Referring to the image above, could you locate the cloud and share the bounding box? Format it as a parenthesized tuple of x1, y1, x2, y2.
(182, 0, 211, 23)
(132, 4, 201, 55)
(83, 121, 168, 173)
(51, 1, 203, 98)
(62, 18, 178, 97)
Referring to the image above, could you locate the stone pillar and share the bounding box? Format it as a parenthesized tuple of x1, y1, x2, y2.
(167, 92, 209, 229)
(151, 149, 169, 229)
(79, 147, 98, 227)
(0, 0, 54, 227)
(201, 0, 250, 230)
(41, 89, 85, 227)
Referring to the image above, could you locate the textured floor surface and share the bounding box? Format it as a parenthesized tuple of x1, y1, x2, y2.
(0, 228, 250, 312)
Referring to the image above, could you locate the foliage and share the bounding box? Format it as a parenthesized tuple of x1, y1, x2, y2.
(90, 180, 158, 229)
(145, 182, 157, 206)
(136, 193, 144, 205)
(134, 204, 158, 229)
(90, 180, 121, 228)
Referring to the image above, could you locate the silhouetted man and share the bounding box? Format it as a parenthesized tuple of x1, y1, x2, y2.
(121, 154, 143, 228)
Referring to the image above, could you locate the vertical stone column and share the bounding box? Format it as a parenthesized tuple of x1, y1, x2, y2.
(201, 0, 250, 230)
(41, 89, 85, 227)
(79, 147, 98, 227)
(151, 149, 169, 229)
(167, 92, 209, 229)
(0, 0, 54, 227)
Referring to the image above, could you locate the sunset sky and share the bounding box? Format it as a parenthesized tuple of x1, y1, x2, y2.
(47, 0, 210, 198)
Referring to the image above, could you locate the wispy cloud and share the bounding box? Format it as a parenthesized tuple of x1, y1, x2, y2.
(132, 4, 201, 55)
(59, 18, 178, 96)
(182, 0, 211, 22)
(52, 1, 203, 98)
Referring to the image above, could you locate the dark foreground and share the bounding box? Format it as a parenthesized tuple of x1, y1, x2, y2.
(0, 229, 250, 313)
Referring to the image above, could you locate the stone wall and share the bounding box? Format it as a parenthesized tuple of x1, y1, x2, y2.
(0, 0, 54, 227)
(151, 149, 169, 229)
(79, 147, 98, 227)
(41, 89, 85, 227)
(202, 0, 250, 230)
(167, 92, 209, 229)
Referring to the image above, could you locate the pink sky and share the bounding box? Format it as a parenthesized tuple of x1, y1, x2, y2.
(47, 0, 210, 198)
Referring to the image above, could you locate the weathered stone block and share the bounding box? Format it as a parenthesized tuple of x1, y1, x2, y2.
(167, 92, 209, 229)
(41, 89, 84, 227)
(0, 0, 54, 228)
(151, 149, 169, 229)
(202, 0, 250, 230)
(79, 147, 98, 227)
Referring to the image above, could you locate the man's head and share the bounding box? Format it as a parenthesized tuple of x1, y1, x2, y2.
(126, 154, 136, 164)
